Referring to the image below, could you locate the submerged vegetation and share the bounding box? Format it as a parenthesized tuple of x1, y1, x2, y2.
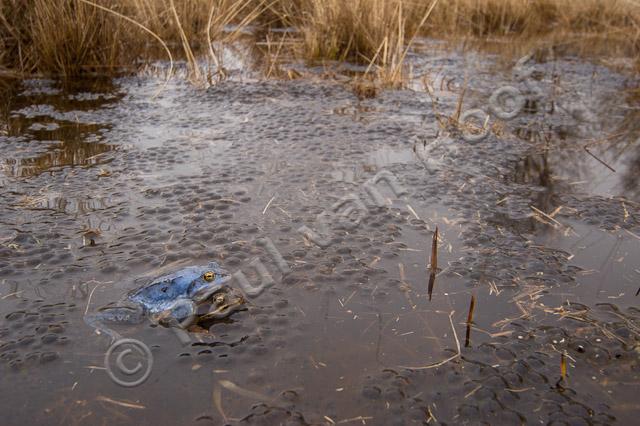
(0, 0, 639, 83)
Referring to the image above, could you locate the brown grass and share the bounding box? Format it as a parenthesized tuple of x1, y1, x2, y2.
(0, 0, 265, 78)
(427, 0, 639, 38)
(268, 0, 441, 87)
(0, 0, 131, 75)
(0, 0, 639, 81)
(272, 0, 640, 85)
(426, 0, 640, 64)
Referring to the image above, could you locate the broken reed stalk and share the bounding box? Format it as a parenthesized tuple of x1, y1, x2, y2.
(554, 350, 569, 390)
(427, 272, 436, 301)
(464, 294, 475, 348)
(427, 226, 438, 301)
(430, 226, 439, 272)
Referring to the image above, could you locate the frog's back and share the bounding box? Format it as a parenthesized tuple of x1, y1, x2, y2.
(128, 262, 225, 313)
(129, 266, 203, 311)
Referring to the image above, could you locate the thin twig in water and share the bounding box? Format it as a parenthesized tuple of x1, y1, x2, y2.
(96, 395, 145, 409)
(399, 311, 460, 370)
(212, 384, 229, 423)
(426, 404, 438, 423)
(406, 204, 420, 220)
(584, 146, 616, 172)
(218, 380, 271, 402)
(624, 229, 640, 240)
(262, 196, 276, 215)
(530, 205, 563, 227)
(1, 291, 24, 299)
(336, 416, 374, 424)
(84, 281, 109, 315)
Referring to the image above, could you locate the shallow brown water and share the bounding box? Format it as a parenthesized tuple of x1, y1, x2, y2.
(1, 46, 639, 425)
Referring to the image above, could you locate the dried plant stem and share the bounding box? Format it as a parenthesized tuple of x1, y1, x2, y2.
(584, 146, 616, 172)
(169, 0, 201, 83)
(430, 226, 438, 272)
(207, 3, 222, 72)
(400, 311, 461, 370)
(464, 294, 476, 347)
(427, 272, 436, 302)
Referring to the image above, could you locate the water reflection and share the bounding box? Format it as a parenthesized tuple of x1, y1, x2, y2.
(4, 122, 115, 177)
(510, 77, 640, 202)
(512, 134, 640, 203)
(20, 192, 113, 214)
(534, 220, 640, 307)
(1, 76, 118, 178)
(511, 150, 553, 188)
(622, 150, 640, 200)
(20, 76, 124, 112)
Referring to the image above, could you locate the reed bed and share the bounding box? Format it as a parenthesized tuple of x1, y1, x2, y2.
(0, 0, 265, 77)
(1, 0, 638, 81)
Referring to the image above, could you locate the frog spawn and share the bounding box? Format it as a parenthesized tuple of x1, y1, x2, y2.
(1, 58, 639, 425)
(355, 303, 639, 425)
(0, 298, 73, 370)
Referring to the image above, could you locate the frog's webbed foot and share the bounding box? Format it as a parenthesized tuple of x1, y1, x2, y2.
(84, 302, 145, 343)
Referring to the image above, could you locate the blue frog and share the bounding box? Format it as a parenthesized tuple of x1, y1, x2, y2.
(85, 262, 244, 341)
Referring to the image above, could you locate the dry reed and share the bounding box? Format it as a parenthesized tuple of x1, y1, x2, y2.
(1, 0, 638, 81)
(0, 0, 265, 78)
(427, 226, 438, 301)
(464, 294, 476, 347)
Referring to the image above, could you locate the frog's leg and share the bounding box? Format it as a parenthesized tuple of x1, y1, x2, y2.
(152, 299, 198, 330)
(84, 301, 145, 342)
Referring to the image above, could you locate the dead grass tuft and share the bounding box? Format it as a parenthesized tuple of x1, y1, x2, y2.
(0, 0, 265, 78)
(1, 0, 639, 84)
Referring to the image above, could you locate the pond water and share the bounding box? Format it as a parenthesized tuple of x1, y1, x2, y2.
(1, 44, 639, 425)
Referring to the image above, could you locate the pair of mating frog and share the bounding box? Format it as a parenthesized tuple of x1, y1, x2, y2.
(85, 262, 245, 341)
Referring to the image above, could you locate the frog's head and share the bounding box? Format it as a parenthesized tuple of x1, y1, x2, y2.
(187, 261, 230, 303)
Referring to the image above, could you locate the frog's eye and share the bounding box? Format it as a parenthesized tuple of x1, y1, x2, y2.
(203, 271, 215, 282)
